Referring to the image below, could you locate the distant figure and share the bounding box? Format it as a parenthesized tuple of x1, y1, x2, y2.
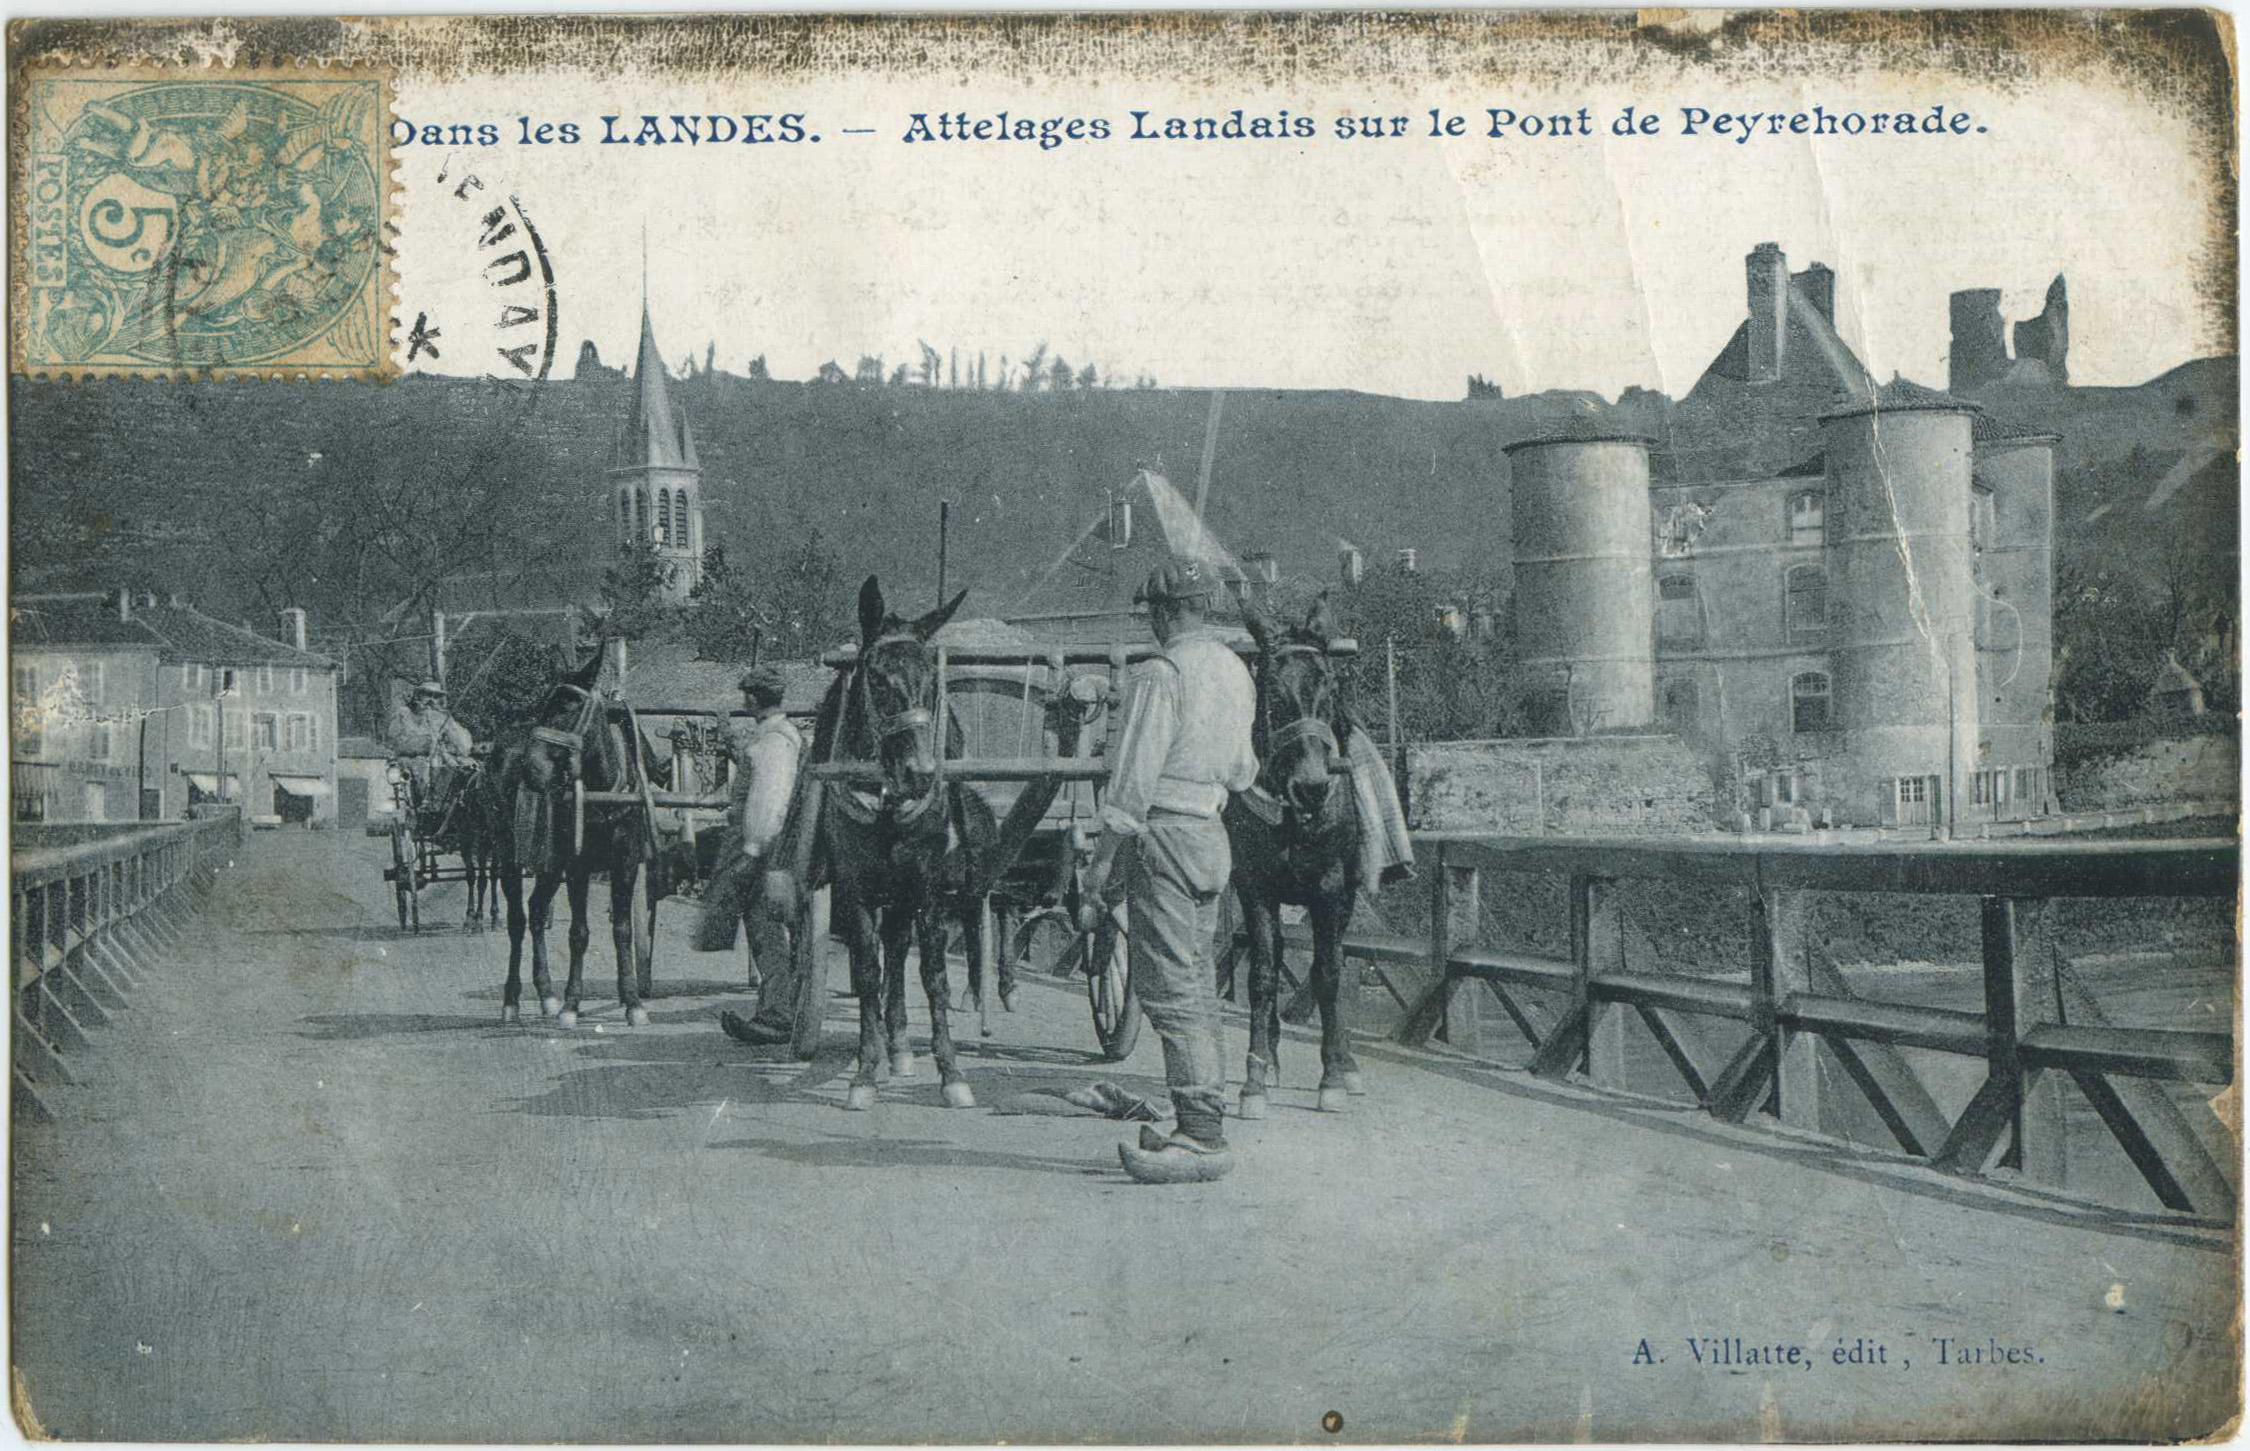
(708, 667, 807, 1046)
(386, 680, 473, 801)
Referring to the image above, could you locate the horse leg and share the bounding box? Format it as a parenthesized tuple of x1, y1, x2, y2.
(1312, 894, 1364, 1110)
(611, 860, 651, 1027)
(529, 871, 563, 1020)
(500, 864, 528, 1022)
(963, 899, 993, 1039)
(844, 898, 884, 1111)
(879, 906, 915, 1077)
(561, 863, 596, 1025)
(1238, 886, 1279, 1120)
(919, 909, 974, 1108)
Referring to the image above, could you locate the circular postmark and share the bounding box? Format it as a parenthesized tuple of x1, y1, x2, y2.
(402, 154, 562, 384)
(42, 79, 383, 369)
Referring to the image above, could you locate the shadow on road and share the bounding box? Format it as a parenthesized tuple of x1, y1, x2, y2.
(503, 1057, 800, 1121)
(298, 1011, 503, 1040)
(713, 1131, 1102, 1179)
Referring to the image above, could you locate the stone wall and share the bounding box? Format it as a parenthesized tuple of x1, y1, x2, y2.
(2056, 730, 2239, 811)
(1409, 734, 1717, 836)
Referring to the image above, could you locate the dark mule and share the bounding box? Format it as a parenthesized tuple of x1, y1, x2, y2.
(426, 760, 502, 931)
(790, 576, 1080, 1109)
(1222, 595, 1369, 1117)
(477, 642, 661, 1028)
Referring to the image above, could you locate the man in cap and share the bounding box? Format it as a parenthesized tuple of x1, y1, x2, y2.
(1082, 557, 1258, 1183)
(385, 679, 473, 803)
(716, 665, 808, 1046)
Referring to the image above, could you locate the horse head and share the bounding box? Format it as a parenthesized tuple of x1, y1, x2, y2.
(852, 575, 967, 806)
(1246, 593, 1345, 813)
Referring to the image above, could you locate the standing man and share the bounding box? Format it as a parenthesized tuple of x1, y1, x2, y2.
(1083, 559, 1258, 1183)
(716, 666, 807, 1046)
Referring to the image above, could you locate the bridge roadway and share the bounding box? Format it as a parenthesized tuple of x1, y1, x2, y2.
(11, 830, 2235, 1442)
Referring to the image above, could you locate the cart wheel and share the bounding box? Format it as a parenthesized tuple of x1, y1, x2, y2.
(790, 889, 825, 1061)
(628, 859, 654, 1010)
(1214, 891, 1241, 1002)
(1084, 906, 1139, 1062)
(390, 821, 418, 931)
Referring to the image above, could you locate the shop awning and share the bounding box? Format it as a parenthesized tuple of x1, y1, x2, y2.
(185, 773, 238, 794)
(270, 775, 331, 798)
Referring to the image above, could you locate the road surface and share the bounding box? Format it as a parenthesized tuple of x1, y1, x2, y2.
(10, 831, 2235, 1441)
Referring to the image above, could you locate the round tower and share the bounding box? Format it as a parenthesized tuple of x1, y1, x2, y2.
(1819, 385, 1979, 825)
(1507, 435, 1656, 733)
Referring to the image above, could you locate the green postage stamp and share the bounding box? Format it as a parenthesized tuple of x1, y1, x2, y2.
(12, 66, 391, 376)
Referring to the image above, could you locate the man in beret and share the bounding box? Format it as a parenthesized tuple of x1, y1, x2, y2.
(1082, 558, 1258, 1182)
(715, 666, 807, 1045)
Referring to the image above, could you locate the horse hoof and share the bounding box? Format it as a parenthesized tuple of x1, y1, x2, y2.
(557, 1008, 578, 1031)
(500, 1004, 520, 1024)
(890, 1051, 915, 1078)
(845, 1084, 878, 1112)
(942, 1081, 977, 1109)
(626, 1006, 651, 1028)
(999, 990, 1017, 1014)
(1239, 1092, 1268, 1121)
(980, 1024, 995, 1039)
(1342, 1071, 1368, 1097)
(1318, 1085, 1351, 1114)
(540, 996, 562, 1018)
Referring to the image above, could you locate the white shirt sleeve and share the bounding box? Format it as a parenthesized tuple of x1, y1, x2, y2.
(1098, 660, 1179, 837)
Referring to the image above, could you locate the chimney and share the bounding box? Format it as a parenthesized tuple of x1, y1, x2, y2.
(113, 586, 132, 622)
(1792, 263, 1835, 324)
(1396, 547, 1419, 573)
(1338, 544, 1364, 587)
(280, 607, 308, 650)
(166, 592, 188, 608)
(1746, 242, 1788, 382)
(135, 590, 156, 610)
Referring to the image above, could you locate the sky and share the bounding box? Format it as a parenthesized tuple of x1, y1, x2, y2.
(393, 54, 2232, 401)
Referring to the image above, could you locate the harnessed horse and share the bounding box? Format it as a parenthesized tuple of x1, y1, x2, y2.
(479, 643, 662, 1028)
(1222, 595, 1370, 1116)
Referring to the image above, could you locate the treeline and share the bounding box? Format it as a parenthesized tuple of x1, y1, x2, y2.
(2051, 444, 2239, 724)
(684, 339, 1158, 392)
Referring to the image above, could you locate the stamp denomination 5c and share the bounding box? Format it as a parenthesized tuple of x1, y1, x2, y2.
(12, 66, 393, 377)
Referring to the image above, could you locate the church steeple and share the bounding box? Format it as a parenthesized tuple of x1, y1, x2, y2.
(606, 282, 705, 602)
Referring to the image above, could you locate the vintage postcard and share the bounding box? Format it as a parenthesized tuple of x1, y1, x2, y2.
(5, 11, 2240, 1445)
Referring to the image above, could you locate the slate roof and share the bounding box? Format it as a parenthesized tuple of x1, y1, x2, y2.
(1971, 413, 2062, 446)
(613, 303, 699, 472)
(1820, 377, 1981, 421)
(13, 595, 332, 667)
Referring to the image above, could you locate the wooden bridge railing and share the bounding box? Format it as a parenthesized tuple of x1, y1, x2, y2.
(10, 808, 244, 1123)
(1276, 831, 2237, 1218)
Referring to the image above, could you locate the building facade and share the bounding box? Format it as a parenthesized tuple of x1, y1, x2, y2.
(1511, 244, 2059, 834)
(12, 591, 340, 825)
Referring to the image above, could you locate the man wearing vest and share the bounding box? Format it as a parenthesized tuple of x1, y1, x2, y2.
(1084, 559, 1258, 1183)
(714, 667, 807, 1046)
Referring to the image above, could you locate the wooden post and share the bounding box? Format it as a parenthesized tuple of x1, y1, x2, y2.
(1529, 873, 1604, 1081)
(1998, 898, 2066, 1185)
(1584, 877, 1627, 1089)
(1392, 840, 1455, 1047)
(1764, 887, 1818, 1130)
(1438, 856, 1481, 1052)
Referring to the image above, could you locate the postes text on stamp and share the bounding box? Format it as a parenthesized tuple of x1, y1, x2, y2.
(13, 67, 393, 377)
